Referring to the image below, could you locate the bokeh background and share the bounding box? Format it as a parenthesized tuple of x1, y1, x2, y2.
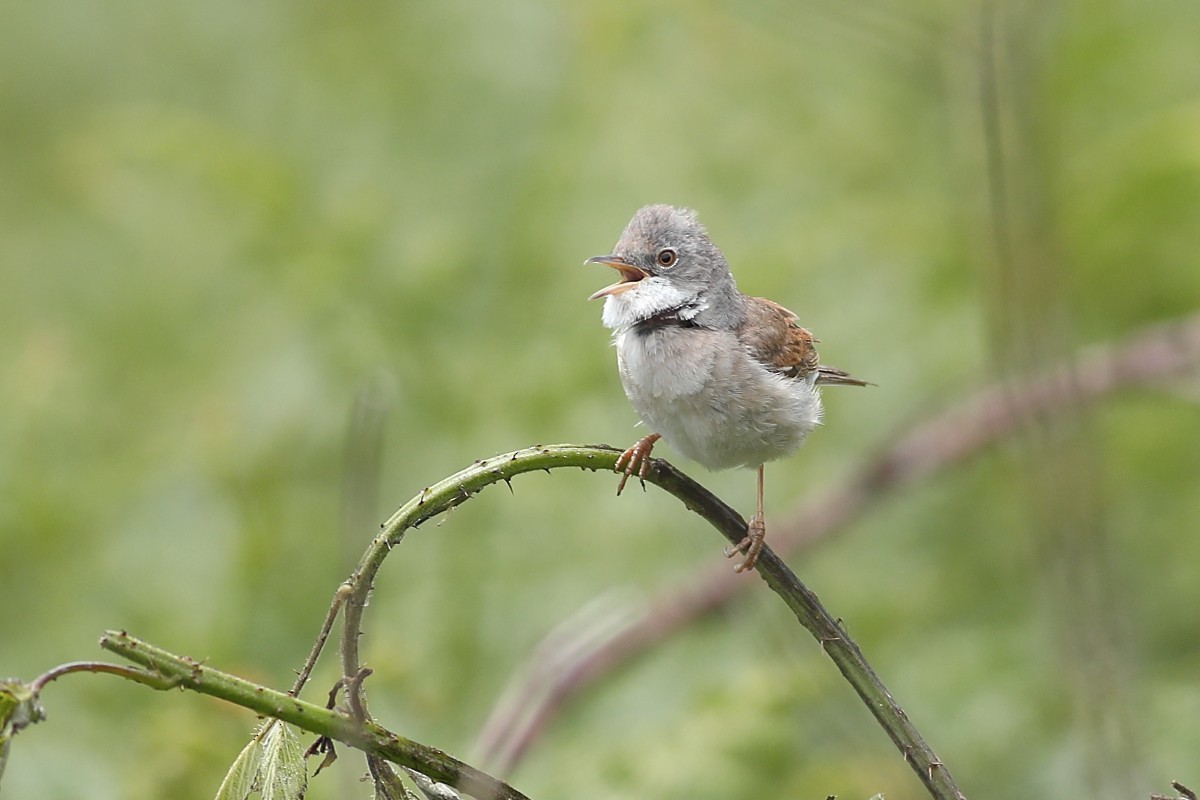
(3, 1, 1198, 798)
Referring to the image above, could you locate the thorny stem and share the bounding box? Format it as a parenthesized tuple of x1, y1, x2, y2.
(290, 582, 352, 697)
(31, 661, 178, 693)
(338, 444, 966, 800)
(338, 447, 620, 721)
(99, 631, 529, 800)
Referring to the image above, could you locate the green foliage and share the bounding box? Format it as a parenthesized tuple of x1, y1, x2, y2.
(213, 722, 307, 800)
(259, 723, 307, 800)
(214, 734, 265, 800)
(0, 679, 46, 784)
(2, 0, 1198, 798)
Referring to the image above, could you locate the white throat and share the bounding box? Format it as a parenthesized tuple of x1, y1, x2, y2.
(600, 277, 706, 331)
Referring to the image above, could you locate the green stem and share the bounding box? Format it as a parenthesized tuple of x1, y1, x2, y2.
(340, 444, 965, 800)
(339, 446, 619, 697)
(99, 631, 529, 800)
(30, 661, 177, 694)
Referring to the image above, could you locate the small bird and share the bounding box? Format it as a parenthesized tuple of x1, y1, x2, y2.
(586, 205, 868, 572)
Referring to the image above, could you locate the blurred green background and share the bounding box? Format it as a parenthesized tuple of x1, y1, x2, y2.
(3, 0, 1199, 798)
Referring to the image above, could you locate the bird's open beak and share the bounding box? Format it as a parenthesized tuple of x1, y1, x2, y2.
(585, 255, 648, 300)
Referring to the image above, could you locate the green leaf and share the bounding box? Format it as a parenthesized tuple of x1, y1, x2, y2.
(0, 679, 47, 788)
(0, 679, 46, 735)
(212, 734, 262, 800)
(0, 732, 10, 788)
(259, 721, 307, 800)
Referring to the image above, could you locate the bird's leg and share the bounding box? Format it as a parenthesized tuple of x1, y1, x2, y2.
(725, 465, 767, 572)
(614, 432, 661, 495)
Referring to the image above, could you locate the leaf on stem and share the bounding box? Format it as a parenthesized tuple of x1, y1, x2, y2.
(260, 720, 308, 800)
(214, 721, 308, 800)
(0, 678, 47, 786)
(213, 734, 262, 800)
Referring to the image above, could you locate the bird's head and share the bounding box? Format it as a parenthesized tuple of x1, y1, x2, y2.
(585, 205, 740, 330)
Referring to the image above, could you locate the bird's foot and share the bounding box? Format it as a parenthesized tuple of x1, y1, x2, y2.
(614, 433, 661, 495)
(725, 512, 766, 573)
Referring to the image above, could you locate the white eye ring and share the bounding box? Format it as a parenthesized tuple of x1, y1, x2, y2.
(656, 248, 678, 268)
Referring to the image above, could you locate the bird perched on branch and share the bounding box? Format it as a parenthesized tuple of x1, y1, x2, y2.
(586, 205, 869, 572)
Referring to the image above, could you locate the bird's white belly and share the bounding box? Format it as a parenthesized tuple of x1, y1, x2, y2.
(615, 328, 822, 470)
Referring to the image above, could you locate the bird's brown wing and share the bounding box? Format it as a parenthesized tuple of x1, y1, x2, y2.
(738, 297, 821, 380)
(739, 297, 872, 386)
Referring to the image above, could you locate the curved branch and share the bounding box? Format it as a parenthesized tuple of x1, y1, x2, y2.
(339, 444, 966, 799)
(30, 661, 178, 694)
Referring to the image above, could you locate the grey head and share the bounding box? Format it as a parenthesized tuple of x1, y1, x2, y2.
(586, 205, 746, 331)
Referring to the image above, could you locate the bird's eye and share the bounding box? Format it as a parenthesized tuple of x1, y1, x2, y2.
(656, 248, 678, 268)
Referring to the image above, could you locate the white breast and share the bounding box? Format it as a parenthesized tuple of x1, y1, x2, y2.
(613, 326, 822, 470)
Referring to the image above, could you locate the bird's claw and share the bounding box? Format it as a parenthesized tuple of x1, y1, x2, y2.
(614, 434, 660, 495)
(725, 513, 766, 572)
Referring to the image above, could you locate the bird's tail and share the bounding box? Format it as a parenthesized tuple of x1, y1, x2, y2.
(815, 366, 873, 387)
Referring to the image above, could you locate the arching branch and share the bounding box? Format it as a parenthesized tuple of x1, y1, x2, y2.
(337, 444, 967, 800)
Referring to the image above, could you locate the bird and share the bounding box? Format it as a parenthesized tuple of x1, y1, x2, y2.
(585, 205, 869, 572)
